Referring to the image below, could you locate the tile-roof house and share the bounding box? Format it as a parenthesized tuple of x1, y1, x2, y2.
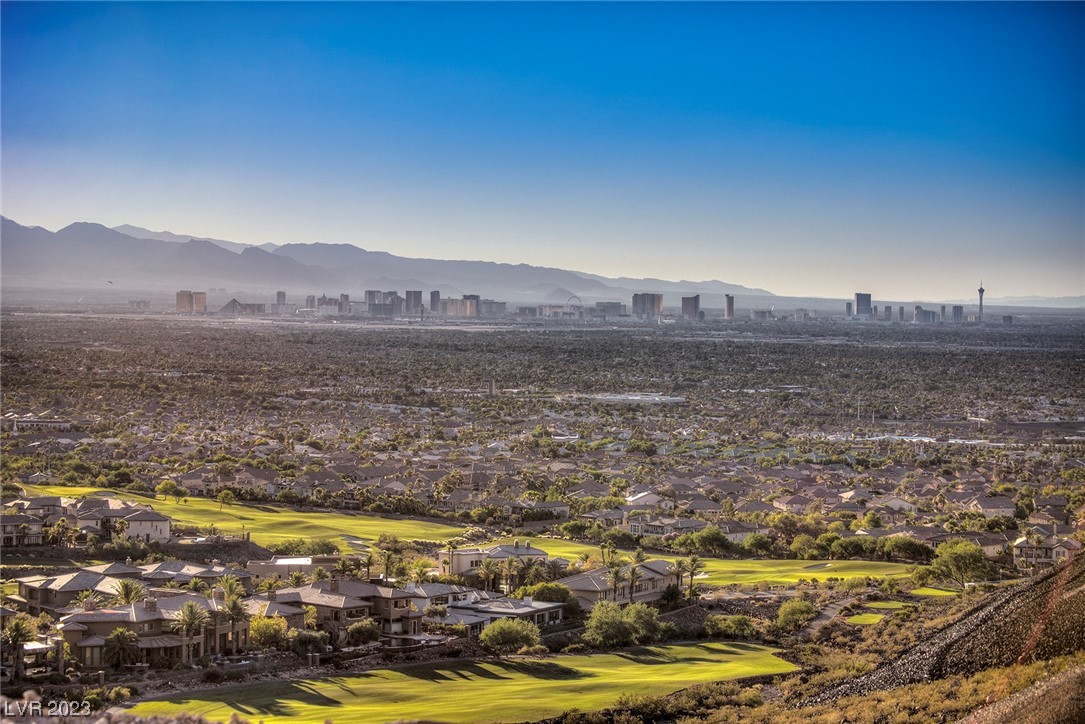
(554, 560, 677, 609)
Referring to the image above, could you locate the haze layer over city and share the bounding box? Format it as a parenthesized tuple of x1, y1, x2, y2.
(1, 3, 1083, 724)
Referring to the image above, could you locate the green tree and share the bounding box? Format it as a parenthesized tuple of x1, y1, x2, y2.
(776, 600, 816, 632)
(156, 480, 182, 500)
(102, 627, 141, 671)
(705, 614, 757, 640)
(930, 539, 989, 589)
(478, 618, 540, 656)
(249, 614, 288, 648)
(287, 571, 308, 587)
(217, 489, 237, 510)
(347, 618, 381, 646)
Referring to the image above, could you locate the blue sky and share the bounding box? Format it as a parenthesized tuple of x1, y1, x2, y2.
(2, 1, 1083, 299)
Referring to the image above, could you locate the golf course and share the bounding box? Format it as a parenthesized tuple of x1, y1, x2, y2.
(22, 484, 466, 548)
(125, 642, 796, 723)
(495, 537, 916, 585)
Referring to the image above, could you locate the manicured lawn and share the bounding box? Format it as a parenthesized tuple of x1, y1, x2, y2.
(508, 538, 915, 585)
(865, 600, 912, 610)
(126, 642, 796, 723)
(846, 613, 885, 625)
(910, 586, 959, 597)
(23, 484, 465, 549)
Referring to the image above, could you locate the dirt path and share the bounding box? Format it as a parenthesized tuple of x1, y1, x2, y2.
(800, 596, 857, 638)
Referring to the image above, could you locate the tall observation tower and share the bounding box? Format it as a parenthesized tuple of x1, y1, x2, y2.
(978, 282, 985, 324)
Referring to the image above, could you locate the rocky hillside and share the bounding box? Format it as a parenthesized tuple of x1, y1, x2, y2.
(806, 554, 1085, 705)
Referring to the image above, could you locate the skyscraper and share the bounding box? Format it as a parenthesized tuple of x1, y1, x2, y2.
(724, 294, 734, 320)
(681, 295, 700, 320)
(176, 290, 193, 314)
(276, 291, 286, 306)
(430, 290, 441, 315)
(405, 290, 423, 315)
(854, 292, 872, 316)
(845, 301, 853, 317)
(632, 293, 663, 319)
(192, 292, 207, 313)
(978, 282, 985, 323)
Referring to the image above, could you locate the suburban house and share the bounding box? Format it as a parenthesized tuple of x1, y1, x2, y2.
(623, 515, 708, 537)
(439, 541, 549, 576)
(448, 595, 564, 629)
(121, 509, 171, 543)
(555, 560, 677, 609)
(1, 513, 45, 546)
(246, 555, 362, 580)
(1012, 535, 1082, 570)
(57, 597, 182, 669)
(13, 571, 127, 617)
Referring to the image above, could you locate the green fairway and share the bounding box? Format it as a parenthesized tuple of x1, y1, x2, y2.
(846, 613, 885, 625)
(910, 586, 959, 597)
(126, 642, 796, 723)
(512, 538, 914, 585)
(23, 484, 465, 549)
(865, 600, 911, 610)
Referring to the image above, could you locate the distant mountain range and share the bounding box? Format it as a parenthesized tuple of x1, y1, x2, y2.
(0, 217, 774, 306)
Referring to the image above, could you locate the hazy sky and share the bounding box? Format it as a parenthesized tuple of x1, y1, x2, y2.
(3, 2, 1083, 299)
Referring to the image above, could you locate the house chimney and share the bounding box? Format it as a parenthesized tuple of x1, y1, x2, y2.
(523, 596, 533, 605)
(212, 586, 225, 601)
(405, 582, 417, 593)
(330, 577, 340, 593)
(83, 596, 97, 611)
(144, 597, 157, 612)
(211, 559, 221, 567)
(125, 558, 133, 566)
(267, 590, 277, 602)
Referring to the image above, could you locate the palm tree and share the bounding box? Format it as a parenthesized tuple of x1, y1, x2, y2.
(631, 547, 647, 565)
(334, 558, 357, 578)
(215, 574, 245, 600)
(185, 578, 210, 594)
(303, 604, 318, 630)
(359, 553, 373, 581)
(73, 590, 103, 608)
(501, 557, 523, 593)
(111, 578, 147, 605)
(445, 542, 458, 575)
(604, 564, 628, 603)
(310, 566, 331, 583)
(170, 601, 211, 664)
(1, 617, 36, 682)
(627, 563, 642, 604)
(523, 559, 549, 585)
(256, 578, 283, 593)
(546, 560, 566, 581)
(686, 555, 704, 602)
(380, 550, 396, 582)
(287, 571, 308, 587)
(672, 559, 690, 600)
(103, 627, 141, 671)
(477, 559, 500, 592)
(221, 597, 250, 654)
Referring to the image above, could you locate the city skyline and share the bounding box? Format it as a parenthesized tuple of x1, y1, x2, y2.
(2, 2, 1083, 300)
